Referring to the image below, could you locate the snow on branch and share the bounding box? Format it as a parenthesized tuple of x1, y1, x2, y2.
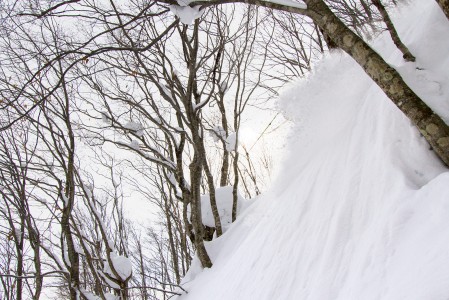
(192, 99, 209, 112)
(165, 0, 308, 19)
(265, 0, 306, 9)
(169, 4, 203, 25)
(225, 132, 237, 152)
(123, 121, 145, 137)
(188, 186, 253, 231)
(103, 251, 133, 282)
(210, 126, 226, 143)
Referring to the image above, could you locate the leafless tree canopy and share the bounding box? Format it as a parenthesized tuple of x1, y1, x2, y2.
(1, 0, 448, 299)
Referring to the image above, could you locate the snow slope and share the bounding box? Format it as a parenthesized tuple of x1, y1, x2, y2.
(176, 1, 449, 299)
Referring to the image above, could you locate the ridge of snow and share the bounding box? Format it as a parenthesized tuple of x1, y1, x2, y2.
(175, 1, 449, 299)
(188, 186, 253, 231)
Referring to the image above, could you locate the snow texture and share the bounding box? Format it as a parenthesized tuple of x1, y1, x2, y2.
(210, 126, 226, 143)
(169, 4, 203, 25)
(101, 112, 110, 124)
(176, 1, 449, 299)
(81, 290, 101, 300)
(128, 139, 140, 150)
(104, 251, 133, 281)
(124, 121, 144, 137)
(225, 133, 237, 152)
(81, 292, 118, 300)
(192, 99, 208, 111)
(104, 294, 119, 300)
(219, 81, 228, 94)
(84, 183, 93, 199)
(61, 194, 69, 206)
(168, 172, 178, 187)
(63, 239, 71, 267)
(190, 186, 253, 231)
(268, 0, 307, 9)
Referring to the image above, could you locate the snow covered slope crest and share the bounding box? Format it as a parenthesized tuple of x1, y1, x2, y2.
(177, 1, 449, 299)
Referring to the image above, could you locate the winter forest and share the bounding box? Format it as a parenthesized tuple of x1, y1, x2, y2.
(1, 0, 449, 299)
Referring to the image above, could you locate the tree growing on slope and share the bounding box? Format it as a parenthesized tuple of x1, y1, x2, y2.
(1, 0, 448, 289)
(158, 0, 449, 167)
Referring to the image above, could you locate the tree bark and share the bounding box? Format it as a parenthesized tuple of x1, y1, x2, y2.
(220, 150, 229, 186)
(164, 194, 181, 284)
(14, 222, 24, 300)
(372, 0, 415, 62)
(62, 154, 80, 300)
(62, 165, 80, 300)
(202, 153, 223, 237)
(232, 150, 239, 222)
(189, 152, 213, 268)
(59, 58, 80, 299)
(436, 0, 449, 20)
(317, 23, 338, 49)
(28, 226, 42, 300)
(305, 0, 449, 167)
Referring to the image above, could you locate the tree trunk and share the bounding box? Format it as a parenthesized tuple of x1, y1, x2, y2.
(28, 227, 42, 300)
(220, 143, 230, 186)
(232, 150, 239, 222)
(15, 225, 24, 300)
(59, 62, 80, 299)
(189, 152, 213, 268)
(372, 0, 415, 62)
(62, 170, 80, 300)
(305, 0, 449, 167)
(202, 145, 223, 237)
(436, 0, 449, 20)
(164, 194, 181, 283)
(218, 97, 230, 187)
(317, 23, 338, 49)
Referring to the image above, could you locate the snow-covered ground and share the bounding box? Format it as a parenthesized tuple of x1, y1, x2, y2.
(175, 1, 449, 299)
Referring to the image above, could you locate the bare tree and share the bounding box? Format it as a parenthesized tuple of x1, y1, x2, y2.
(2, 2, 445, 297)
(0, 122, 43, 300)
(154, 0, 449, 167)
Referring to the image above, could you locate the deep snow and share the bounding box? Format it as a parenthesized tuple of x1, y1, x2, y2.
(176, 1, 449, 299)
(190, 185, 252, 231)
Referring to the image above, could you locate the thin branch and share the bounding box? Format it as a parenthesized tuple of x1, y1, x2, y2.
(0, 270, 66, 279)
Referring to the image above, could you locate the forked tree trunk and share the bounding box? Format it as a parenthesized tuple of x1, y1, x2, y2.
(436, 0, 449, 20)
(184, 19, 213, 269)
(305, 0, 449, 167)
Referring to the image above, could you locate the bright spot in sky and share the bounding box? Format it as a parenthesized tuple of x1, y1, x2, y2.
(239, 127, 259, 148)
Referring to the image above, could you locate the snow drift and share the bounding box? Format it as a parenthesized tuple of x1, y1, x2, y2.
(189, 186, 251, 232)
(176, 1, 449, 299)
